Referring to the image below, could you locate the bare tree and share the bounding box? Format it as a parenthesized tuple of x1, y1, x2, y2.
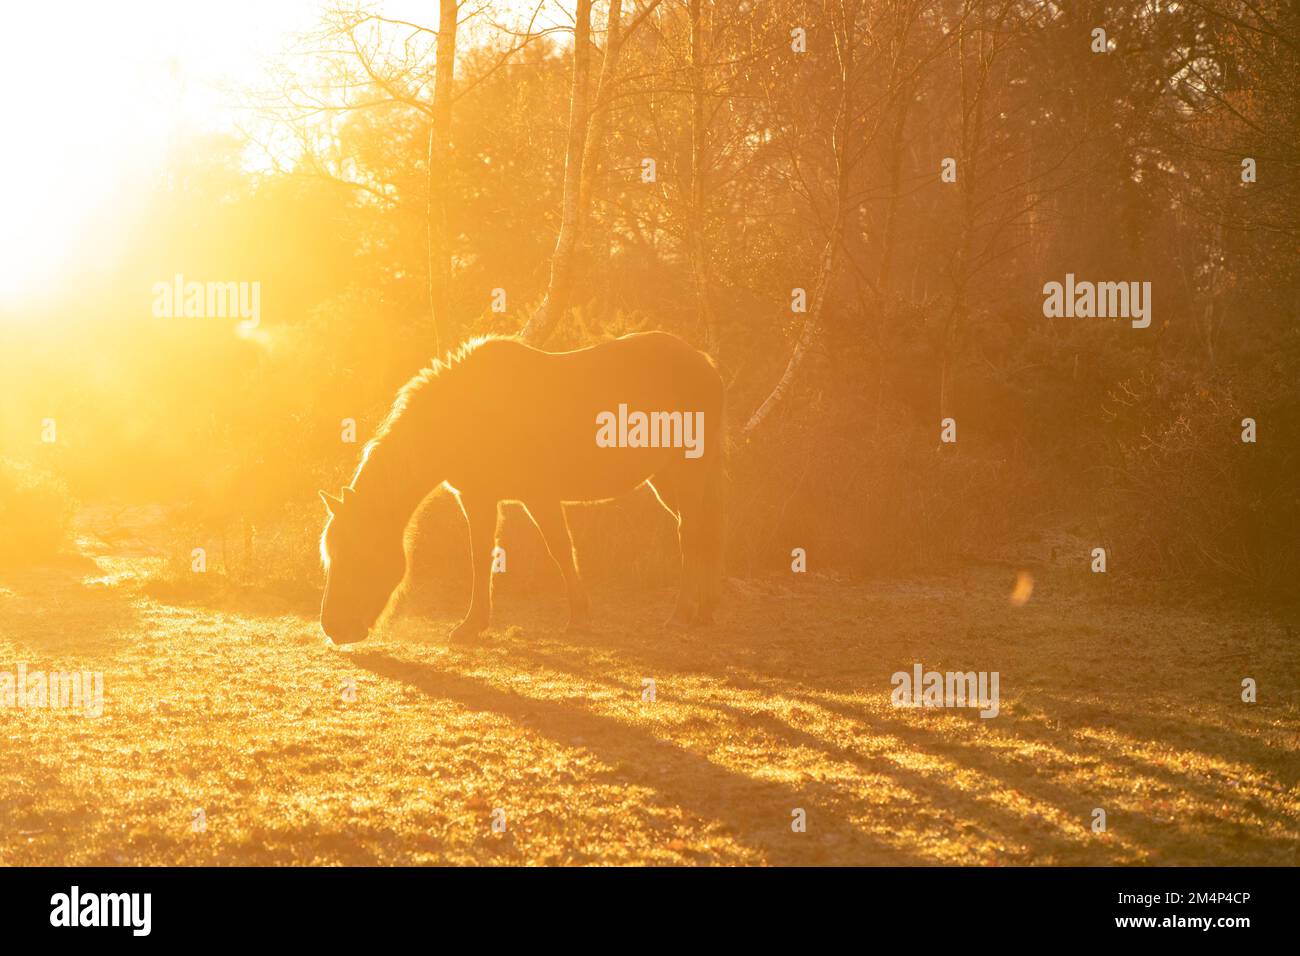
(520, 0, 596, 345)
(743, 0, 862, 439)
(426, 0, 460, 355)
(521, 0, 663, 345)
(686, 0, 717, 353)
(263, 2, 562, 351)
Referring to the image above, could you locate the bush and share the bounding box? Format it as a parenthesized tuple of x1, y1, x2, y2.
(0, 459, 75, 565)
(1096, 363, 1300, 596)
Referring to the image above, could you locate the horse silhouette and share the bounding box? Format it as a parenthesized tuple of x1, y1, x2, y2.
(319, 331, 726, 643)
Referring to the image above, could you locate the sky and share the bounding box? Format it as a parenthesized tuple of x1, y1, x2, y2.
(0, 0, 528, 304)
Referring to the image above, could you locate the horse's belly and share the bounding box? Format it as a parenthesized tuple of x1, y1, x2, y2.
(526, 443, 681, 502)
(448, 432, 677, 502)
(452, 334, 721, 502)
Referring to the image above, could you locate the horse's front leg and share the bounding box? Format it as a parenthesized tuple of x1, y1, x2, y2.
(451, 493, 499, 642)
(524, 498, 590, 633)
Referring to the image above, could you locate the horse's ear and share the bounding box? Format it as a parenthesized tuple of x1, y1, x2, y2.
(319, 490, 343, 515)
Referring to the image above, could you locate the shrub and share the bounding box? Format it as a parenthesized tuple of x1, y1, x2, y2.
(0, 459, 75, 565)
(1096, 363, 1299, 596)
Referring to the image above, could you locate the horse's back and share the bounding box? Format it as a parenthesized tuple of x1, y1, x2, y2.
(465, 331, 721, 407)
(447, 332, 723, 501)
(547, 331, 723, 436)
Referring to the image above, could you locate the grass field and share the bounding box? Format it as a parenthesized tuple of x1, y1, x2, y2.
(0, 511, 1296, 866)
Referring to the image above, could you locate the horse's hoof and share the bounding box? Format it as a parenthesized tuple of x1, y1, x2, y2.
(449, 620, 487, 643)
(564, 618, 591, 636)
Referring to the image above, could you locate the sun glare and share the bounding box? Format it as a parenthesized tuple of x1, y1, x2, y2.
(0, 0, 554, 308)
(0, 2, 321, 305)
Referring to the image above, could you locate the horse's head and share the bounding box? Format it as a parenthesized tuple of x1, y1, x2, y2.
(318, 487, 407, 644)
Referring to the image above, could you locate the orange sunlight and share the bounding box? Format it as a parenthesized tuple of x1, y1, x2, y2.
(0, 0, 1295, 899)
(0, 1, 316, 303)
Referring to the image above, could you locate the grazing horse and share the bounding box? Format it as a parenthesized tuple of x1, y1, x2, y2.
(318, 331, 726, 644)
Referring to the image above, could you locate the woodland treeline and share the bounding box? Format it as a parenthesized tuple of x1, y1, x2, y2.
(2, 0, 1296, 598)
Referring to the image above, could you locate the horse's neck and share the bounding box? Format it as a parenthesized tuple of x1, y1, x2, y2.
(354, 440, 438, 529)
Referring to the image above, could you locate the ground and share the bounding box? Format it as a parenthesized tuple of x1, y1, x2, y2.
(0, 509, 1296, 866)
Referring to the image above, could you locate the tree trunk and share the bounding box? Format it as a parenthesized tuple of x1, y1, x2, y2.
(687, 0, 717, 353)
(940, 5, 993, 421)
(520, 0, 595, 346)
(426, 0, 459, 354)
(743, 0, 858, 439)
(742, 219, 845, 438)
(578, 0, 623, 222)
(876, 80, 912, 291)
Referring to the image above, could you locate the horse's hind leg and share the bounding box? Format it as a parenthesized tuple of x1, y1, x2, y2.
(649, 469, 705, 627)
(524, 499, 590, 633)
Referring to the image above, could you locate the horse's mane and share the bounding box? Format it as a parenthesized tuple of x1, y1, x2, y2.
(351, 335, 503, 485)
